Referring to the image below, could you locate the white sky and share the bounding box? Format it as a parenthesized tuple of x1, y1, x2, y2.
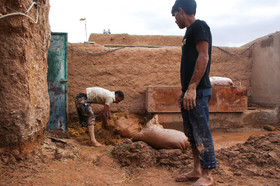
(49, 0, 280, 47)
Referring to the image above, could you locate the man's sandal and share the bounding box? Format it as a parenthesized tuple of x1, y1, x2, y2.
(175, 173, 200, 182)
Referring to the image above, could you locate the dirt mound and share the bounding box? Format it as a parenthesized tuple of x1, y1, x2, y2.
(1, 131, 280, 185)
(217, 132, 280, 178)
(112, 132, 280, 180)
(67, 112, 148, 146)
(111, 139, 192, 168)
(68, 121, 122, 146)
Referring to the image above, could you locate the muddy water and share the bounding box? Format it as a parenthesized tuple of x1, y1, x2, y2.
(212, 130, 280, 150)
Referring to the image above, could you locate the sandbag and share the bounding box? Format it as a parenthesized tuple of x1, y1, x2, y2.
(115, 116, 142, 138)
(131, 116, 190, 150)
(210, 76, 234, 86)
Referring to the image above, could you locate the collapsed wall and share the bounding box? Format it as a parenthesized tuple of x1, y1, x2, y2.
(0, 0, 50, 153)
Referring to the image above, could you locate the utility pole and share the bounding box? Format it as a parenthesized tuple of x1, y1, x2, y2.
(80, 18, 87, 41)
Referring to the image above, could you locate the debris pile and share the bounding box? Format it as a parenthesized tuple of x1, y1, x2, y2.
(111, 139, 192, 168)
(217, 133, 280, 178)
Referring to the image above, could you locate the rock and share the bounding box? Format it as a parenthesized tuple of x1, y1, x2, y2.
(8, 155, 17, 164)
(233, 172, 242, 176)
(54, 148, 63, 160)
(263, 125, 276, 131)
(1, 155, 9, 164)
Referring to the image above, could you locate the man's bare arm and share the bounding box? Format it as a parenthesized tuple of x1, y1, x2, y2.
(103, 104, 111, 120)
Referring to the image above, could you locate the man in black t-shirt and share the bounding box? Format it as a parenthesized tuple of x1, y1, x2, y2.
(171, 0, 216, 185)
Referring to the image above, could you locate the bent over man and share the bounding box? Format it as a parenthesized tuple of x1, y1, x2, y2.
(171, 0, 217, 185)
(75, 87, 124, 147)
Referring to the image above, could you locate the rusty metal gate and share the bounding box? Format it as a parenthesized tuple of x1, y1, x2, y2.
(47, 32, 68, 131)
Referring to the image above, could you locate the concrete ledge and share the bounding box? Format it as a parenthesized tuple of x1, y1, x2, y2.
(158, 108, 279, 132)
(242, 109, 279, 128)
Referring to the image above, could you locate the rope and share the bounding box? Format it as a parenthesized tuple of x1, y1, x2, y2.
(68, 46, 125, 56)
(213, 42, 256, 56)
(0, 2, 39, 24)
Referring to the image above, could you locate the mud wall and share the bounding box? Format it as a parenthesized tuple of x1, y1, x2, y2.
(68, 44, 181, 122)
(89, 33, 182, 46)
(251, 32, 280, 106)
(68, 35, 253, 122)
(0, 0, 50, 153)
(211, 46, 253, 94)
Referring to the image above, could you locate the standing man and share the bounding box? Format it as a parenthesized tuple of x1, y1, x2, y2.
(171, 0, 216, 185)
(75, 87, 124, 147)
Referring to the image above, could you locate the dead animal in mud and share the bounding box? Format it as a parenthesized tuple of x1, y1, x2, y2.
(131, 115, 190, 150)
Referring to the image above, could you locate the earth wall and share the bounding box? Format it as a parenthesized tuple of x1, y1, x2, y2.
(89, 33, 183, 46)
(68, 35, 253, 122)
(0, 0, 50, 153)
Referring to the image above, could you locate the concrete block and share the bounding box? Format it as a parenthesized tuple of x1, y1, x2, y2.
(242, 109, 279, 127)
(157, 109, 279, 132)
(146, 86, 180, 113)
(209, 86, 248, 112)
(158, 112, 244, 132)
(146, 86, 248, 113)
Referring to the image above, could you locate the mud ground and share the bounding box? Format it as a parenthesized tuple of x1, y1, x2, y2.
(1, 116, 279, 186)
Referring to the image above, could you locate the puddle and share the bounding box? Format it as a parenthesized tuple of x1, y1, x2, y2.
(212, 130, 280, 150)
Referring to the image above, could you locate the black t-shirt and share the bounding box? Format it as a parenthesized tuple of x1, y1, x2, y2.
(180, 19, 212, 92)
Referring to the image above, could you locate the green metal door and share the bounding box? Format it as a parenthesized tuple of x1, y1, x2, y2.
(47, 32, 68, 131)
